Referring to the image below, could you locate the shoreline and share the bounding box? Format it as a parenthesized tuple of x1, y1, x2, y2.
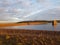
(0, 29, 59, 35)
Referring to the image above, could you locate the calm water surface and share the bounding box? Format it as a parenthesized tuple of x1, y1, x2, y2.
(3, 23, 60, 31)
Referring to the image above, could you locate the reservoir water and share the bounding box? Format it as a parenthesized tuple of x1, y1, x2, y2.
(2, 23, 60, 31)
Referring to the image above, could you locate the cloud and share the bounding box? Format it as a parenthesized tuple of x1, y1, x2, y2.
(0, 0, 60, 21)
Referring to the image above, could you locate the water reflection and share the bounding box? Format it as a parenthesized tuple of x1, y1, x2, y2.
(2, 23, 60, 31)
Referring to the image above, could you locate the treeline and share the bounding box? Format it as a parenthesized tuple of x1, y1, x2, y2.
(17, 20, 60, 23)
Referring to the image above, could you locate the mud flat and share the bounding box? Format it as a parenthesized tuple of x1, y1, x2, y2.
(0, 29, 59, 45)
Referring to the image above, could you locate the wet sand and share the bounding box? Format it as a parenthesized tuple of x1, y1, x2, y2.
(0, 29, 60, 45)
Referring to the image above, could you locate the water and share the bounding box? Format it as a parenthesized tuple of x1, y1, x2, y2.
(3, 23, 60, 31)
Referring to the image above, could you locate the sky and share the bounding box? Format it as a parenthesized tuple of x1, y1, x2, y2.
(0, 0, 60, 21)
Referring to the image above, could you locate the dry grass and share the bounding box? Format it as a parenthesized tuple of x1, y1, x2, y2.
(0, 29, 59, 45)
(0, 21, 48, 27)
